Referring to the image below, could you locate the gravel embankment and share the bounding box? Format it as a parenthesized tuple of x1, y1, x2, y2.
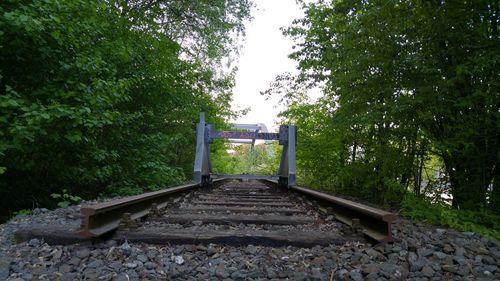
(0, 201, 499, 280)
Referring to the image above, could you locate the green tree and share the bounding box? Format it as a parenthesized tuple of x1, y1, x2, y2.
(269, 0, 499, 210)
(0, 0, 251, 220)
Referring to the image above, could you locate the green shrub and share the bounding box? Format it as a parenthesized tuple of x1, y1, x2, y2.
(402, 194, 500, 240)
(50, 189, 82, 208)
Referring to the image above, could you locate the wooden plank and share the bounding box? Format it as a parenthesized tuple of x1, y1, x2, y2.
(157, 213, 313, 225)
(191, 201, 296, 207)
(198, 194, 284, 200)
(15, 227, 91, 245)
(173, 206, 306, 214)
(196, 196, 288, 203)
(115, 227, 362, 247)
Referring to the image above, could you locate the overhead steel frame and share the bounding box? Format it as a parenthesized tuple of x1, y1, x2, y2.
(193, 112, 296, 187)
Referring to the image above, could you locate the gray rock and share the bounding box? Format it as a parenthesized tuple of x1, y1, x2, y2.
(433, 251, 447, 259)
(120, 241, 132, 256)
(170, 266, 180, 278)
(407, 251, 418, 262)
(245, 245, 257, 255)
(421, 265, 435, 278)
(435, 228, 446, 235)
(87, 259, 104, 268)
(67, 256, 81, 266)
(231, 270, 247, 279)
(173, 255, 184, 265)
(431, 263, 441, 272)
(442, 264, 463, 275)
(59, 264, 72, 273)
(443, 244, 454, 254)
(83, 268, 98, 280)
(410, 258, 426, 272)
(481, 255, 495, 265)
(144, 262, 156, 270)
(105, 240, 117, 247)
(294, 271, 309, 280)
(75, 248, 91, 259)
(453, 256, 467, 265)
(364, 248, 385, 261)
(133, 260, 143, 269)
(362, 263, 380, 275)
(312, 268, 323, 280)
(124, 262, 137, 269)
(388, 253, 400, 263)
(215, 264, 229, 278)
(334, 269, 348, 281)
(380, 263, 400, 278)
(0, 255, 10, 280)
(417, 248, 433, 257)
(483, 265, 498, 273)
(109, 261, 122, 271)
(206, 246, 217, 256)
(32, 208, 49, 215)
(146, 250, 158, 260)
(136, 254, 148, 263)
(266, 267, 277, 278)
(349, 270, 363, 281)
(113, 273, 130, 281)
(192, 220, 203, 226)
(455, 247, 466, 256)
(27, 238, 41, 247)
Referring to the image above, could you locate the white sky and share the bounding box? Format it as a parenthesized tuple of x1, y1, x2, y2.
(231, 0, 304, 131)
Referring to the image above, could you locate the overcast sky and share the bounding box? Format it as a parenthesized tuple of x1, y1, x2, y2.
(230, 0, 303, 131)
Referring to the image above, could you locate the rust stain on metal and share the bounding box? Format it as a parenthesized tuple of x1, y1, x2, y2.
(78, 182, 203, 237)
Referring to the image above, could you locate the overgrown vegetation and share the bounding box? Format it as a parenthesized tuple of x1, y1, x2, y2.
(402, 195, 500, 240)
(0, 0, 252, 221)
(1, 0, 498, 239)
(264, 1, 499, 235)
(212, 142, 282, 175)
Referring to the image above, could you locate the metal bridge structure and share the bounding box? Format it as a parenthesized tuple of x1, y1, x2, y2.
(229, 123, 270, 148)
(193, 112, 296, 187)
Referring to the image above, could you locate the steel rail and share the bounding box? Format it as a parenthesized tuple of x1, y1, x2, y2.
(265, 180, 397, 242)
(78, 179, 225, 238)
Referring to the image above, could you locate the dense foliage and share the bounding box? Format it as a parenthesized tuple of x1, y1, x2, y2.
(212, 142, 282, 175)
(0, 0, 251, 221)
(402, 194, 500, 240)
(266, 0, 499, 212)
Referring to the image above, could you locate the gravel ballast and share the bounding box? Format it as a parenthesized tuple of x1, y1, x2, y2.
(0, 196, 499, 280)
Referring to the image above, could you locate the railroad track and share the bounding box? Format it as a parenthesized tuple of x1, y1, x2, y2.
(114, 180, 360, 247)
(15, 179, 396, 247)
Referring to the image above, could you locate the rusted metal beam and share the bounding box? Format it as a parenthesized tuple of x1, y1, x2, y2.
(264, 180, 397, 242)
(290, 185, 397, 242)
(78, 181, 215, 238)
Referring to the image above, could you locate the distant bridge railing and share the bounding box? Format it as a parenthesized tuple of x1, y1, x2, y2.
(193, 112, 296, 187)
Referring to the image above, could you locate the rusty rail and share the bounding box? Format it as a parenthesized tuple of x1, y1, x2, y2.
(265, 180, 397, 242)
(78, 180, 224, 238)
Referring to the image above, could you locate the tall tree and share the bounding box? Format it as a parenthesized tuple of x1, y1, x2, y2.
(269, 0, 499, 209)
(0, 0, 251, 220)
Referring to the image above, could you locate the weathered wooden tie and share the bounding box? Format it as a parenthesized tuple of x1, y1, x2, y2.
(156, 213, 314, 225)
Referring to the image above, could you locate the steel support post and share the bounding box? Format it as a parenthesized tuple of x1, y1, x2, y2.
(287, 125, 297, 186)
(193, 112, 212, 186)
(278, 125, 296, 187)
